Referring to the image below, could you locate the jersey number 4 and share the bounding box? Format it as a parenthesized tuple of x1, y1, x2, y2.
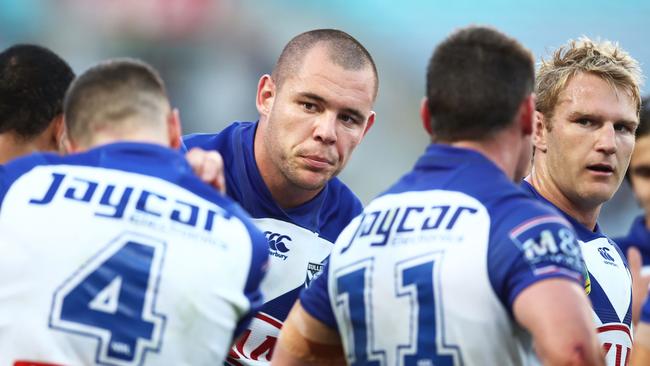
(335, 253, 461, 366)
(49, 233, 166, 366)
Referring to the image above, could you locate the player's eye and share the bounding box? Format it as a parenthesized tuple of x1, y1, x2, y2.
(339, 114, 358, 125)
(614, 122, 635, 134)
(576, 118, 592, 126)
(301, 102, 317, 112)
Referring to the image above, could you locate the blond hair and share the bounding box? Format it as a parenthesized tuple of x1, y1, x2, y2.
(536, 37, 643, 122)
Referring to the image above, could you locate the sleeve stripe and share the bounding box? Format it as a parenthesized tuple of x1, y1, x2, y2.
(509, 215, 571, 238)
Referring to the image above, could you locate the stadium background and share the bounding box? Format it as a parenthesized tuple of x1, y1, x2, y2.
(1, 0, 648, 236)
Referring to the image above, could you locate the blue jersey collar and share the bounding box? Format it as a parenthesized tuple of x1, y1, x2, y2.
(520, 180, 604, 240)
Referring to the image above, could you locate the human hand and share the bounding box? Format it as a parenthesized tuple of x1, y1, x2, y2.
(185, 147, 226, 194)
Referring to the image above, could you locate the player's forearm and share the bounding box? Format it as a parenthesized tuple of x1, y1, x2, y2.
(536, 340, 604, 366)
(272, 302, 346, 366)
(272, 339, 345, 366)
(514, 279, 604, 366)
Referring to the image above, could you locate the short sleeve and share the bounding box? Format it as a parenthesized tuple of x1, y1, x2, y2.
(489, 214, 585, 312)
(300, 262, 338, 329)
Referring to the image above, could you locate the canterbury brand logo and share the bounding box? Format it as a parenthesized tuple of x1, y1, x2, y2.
(264, 231, 292, 260)
(598, 247, 616, 263)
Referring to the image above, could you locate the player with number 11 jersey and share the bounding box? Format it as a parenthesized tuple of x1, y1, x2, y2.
(300, 145, 588, 365)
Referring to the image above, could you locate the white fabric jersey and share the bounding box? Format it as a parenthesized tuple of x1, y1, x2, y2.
(522, 181, 633, 366)
(301, 145, 585, 366)
(0, 143, 268, 366)
(183, 122, 363, 366)
(581, 238, 633, 366)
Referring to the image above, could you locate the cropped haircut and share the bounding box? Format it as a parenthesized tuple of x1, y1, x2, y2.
(536, 37, 642, 126)
(271, 29, 379, 99)
(64, 58, 169, 145)
(0, 44, 75, 139)
(426, 26, 535, 142)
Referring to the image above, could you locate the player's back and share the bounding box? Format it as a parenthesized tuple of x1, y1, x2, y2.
(318, 145, 583, 365)
(0, 142, 268, 366)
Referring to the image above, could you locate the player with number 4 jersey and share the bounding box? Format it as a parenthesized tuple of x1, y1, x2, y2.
(0, 59, 269, 366)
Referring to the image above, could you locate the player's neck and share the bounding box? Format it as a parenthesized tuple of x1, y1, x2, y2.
(451, 129, 521, 182)
(73, 130, 170, 153)
(527, 165, 601, 231)
(0, 134, 43, 164)
(267, 179, 320, 209)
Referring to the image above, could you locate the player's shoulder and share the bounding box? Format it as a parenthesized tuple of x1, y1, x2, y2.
(1, 152, 68, 195)
(217, 193, 270, 271)
(488, 187, 573, 240)
(2, 151, 64, 175)
(182, 121, 256, 151)
(495, 187, 564, 218)
(318, 177, 364, 240)
(325, 177, 363, 213)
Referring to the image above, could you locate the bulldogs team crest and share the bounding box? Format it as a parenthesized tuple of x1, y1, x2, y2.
(305, 262, 324, 288)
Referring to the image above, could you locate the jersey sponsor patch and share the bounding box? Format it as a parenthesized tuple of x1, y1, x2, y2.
(305, 262, 324, 288)
(509, 215, 583, 279)
(227, 313, 282, 365)
(598, 323, 632, 366)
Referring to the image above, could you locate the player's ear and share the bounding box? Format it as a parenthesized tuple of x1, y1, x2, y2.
(361, 111, 375, 139)
(533, 110, 548, 153)
(32, 114, 65, 153)
(62, 126, 77, 154)
(256, 74, 276, 118)
(52, 114, 66, 153)
(168, 108, 182, 150)
(420, 97, 434, 137)
(519, 94, 535, 136)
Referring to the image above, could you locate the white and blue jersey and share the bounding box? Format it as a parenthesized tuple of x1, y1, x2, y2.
(183, 121, 362, 365)
(522, 181, 633, 366)
(0, 142, 269, 366)
(615, 215, 650, 275)
(300, 144, 584, 366)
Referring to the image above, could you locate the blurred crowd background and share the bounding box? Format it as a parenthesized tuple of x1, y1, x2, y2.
(1, 0, 648, 236)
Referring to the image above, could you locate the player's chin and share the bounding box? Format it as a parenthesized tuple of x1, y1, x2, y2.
(581, 184, 617, 205)
(295, 170, 333, 190)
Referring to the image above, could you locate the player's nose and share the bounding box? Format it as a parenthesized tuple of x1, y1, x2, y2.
(313, 113, 337, 144)
(595, 123, 617, 155)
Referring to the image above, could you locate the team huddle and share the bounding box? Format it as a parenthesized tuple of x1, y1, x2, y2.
(0, 25, 648, 366)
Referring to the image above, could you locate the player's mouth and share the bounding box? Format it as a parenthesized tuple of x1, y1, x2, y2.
(586, 163, 615, 176)
(300, 155, 335, 170)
